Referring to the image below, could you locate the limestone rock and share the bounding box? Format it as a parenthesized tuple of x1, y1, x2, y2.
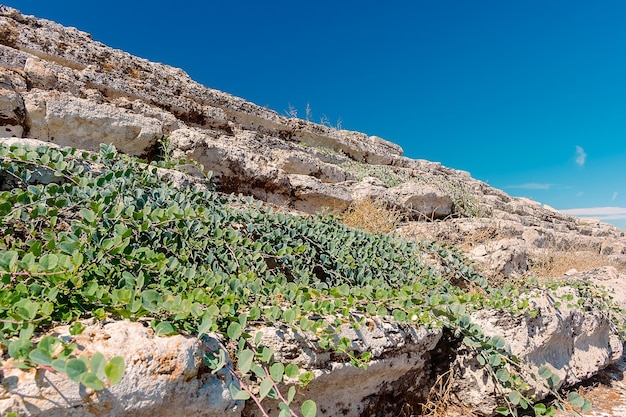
(246, 322, 443, 417)
(452, 284, 623, 414)
(469, 238, 529, 277)
(0, 5, 402, 166)
(0, 68, 25, 137)
(23, 90, 163, 155)
(0, 321, 241, 417)
(385, 182, 453, 220)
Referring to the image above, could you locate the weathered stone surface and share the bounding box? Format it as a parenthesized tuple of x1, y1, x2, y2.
(385, 182, 453, 219)
(0, 6, 402, 166)
(0, 321, 241, 417)
(452, 284, 623, 414)
(23, 90, 163, 155)
(0, 68, 25, 137)
(246, 323, 443, 417)
(470, 238, 529, 277)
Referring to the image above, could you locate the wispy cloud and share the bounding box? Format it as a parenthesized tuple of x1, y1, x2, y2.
(561, 206, 626, 221)
(506, 183, 554, 190)
(575, 145, 587, 167)
(612, 192, 618, 201)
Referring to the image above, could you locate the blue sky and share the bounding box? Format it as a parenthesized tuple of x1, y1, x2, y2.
(6, 1, 626, 228)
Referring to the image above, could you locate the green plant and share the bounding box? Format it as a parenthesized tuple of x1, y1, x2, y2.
(428, 177, 486, 218)
(340, 160, 411, 187)
(150, 135, 207, 175)
(0, 142, 618, 416)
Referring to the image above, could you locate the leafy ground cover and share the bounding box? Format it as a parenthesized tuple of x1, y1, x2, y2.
(0, 142, 621, 416)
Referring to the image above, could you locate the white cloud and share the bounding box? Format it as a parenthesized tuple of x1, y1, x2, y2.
(506, 183, 554, 190)
(560, 206, 626, 221)
(575, 145, 587, 166)
(612, 192, 618, 201)
(576, 192, 584, 198)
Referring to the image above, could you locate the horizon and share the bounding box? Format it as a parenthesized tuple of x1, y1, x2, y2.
(4, 1, 626, 229)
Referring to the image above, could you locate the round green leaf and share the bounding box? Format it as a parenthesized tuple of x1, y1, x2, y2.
(491, 335, 506, 349)
(508, 390, 521, 406)
(495, 406, 510, 415)
(489, 353, 501, 367)
(285, 363, 299, 379)
(287, 386, 296, 404)
(69, 321, 85, 336)
(197, 317, 214, 337)
(79, 208, 96, 224)
(567, 392, 585, 409)
(259, 377, 274, 400)
(8, 339, 32, 360)
(39, 254, 58, 271)
(154, 321, 177, 336)
(90, 352, 106, 380)
(260, 346, 274, 363)
(547, 373, 560, 388)
(237, 349, 254, 375)
(0, 250, 18, 272)
(141, 290, 162, 313)
(66, 358, 88, 382)
(301, 400, 317, 417)
(104, 356, 125, 385)
(80, 372, 105, 391)
(52, 358, 67, 373)
(495, 368, 510, 383)
(29, 348, 53, 366)
(229, 383, 250, 400)
(227, 322, 242, 340)
(538, 365, 552, 379)
(392, 309, 407, 322)
(269, 362, 284, 383)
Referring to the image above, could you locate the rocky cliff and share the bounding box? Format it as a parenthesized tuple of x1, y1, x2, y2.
(1, 5, 625, 417)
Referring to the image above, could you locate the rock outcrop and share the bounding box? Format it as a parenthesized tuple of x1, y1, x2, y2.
(0, 321, 241, 417)
(1, 6, 626, 417)
(2, 4, 626, 251)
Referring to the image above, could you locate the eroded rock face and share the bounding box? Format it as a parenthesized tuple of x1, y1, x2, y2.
(0, 321, 241, 417)
(247, 324, 442, 417)
(24, 90, 163, 154)
(452, 284, 623, 414)
(2, 4, 625, 259)
(469, 238, 529, 277)
(0, 69, 25, 137)
(385, 182, 453, 219)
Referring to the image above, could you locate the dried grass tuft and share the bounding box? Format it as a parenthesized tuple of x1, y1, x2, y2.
(341, 198, 403, 234)
(529, 244, 625, 279)
(419, 369, 478, 417)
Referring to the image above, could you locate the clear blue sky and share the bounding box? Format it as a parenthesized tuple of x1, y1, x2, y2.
(6, 1, 626, 228)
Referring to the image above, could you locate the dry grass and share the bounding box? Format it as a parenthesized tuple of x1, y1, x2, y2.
(341, 198, 403, 234)
(529, 244, 625, 279)
(418, 369, 478, 417)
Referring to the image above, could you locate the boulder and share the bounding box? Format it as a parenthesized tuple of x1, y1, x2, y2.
(452, 285, 623, 414)
(0, 321, 241, 417)
(385, 182, 453, 220)
(245, 323, 442, 417)
(470, 238, 529, 277)
(23, 90, 163, 155)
